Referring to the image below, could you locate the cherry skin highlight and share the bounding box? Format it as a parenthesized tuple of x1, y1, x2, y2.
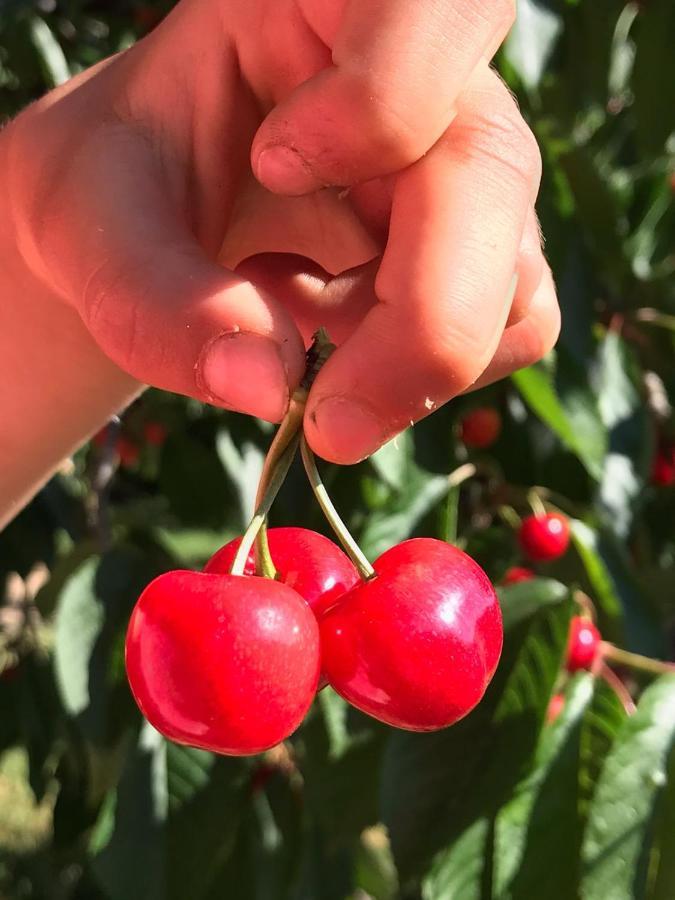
(459, 407, 501, 449)
(518, 513, 570, 562)
(125, 571, 320, 755)
(566, 616, 601, 673)
(502, 566, 535, 585)
(320, 538, 503, 732)
(205, 527, 360, 618)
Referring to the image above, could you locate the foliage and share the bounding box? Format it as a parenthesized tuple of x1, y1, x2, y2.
(1, 1, 674, 898)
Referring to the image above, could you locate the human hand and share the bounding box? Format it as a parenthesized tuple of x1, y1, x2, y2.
(5, 0, 559, 464)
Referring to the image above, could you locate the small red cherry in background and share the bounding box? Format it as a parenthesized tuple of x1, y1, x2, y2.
(546, 693, 565, 724)
(651, 445, 675, 487)
(117, 436, 140, 468)
(566, 616, 601, 673)
(144, 421, 168, 447)
(459, 408, 502, 449)
(518, 513, 570, 562)
(320, 538, 503, 731)
(205, 527, 359, 618)
(125, 571, 320, 755)
(502, 566, 535, 585)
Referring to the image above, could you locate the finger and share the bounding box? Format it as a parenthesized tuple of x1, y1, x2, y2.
(304, 65, 542, 463)
(18, 122, 305, 422)
(252, 0, 516, 194)
(508, 206, 545, 327)
(468, 266, 560, 390)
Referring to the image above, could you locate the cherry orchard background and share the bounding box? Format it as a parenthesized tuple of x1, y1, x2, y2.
(1, 1, 674, 899)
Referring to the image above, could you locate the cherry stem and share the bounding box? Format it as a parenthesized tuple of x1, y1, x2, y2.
(300, 435, 376, 581)
(240, 329, 336, 580)
(527, 488, 547, 518)
(601, 641, 675, 677)
(231, 434, 301, 577)
(573, 589, 597, 621)
(598, 663, 637, 715)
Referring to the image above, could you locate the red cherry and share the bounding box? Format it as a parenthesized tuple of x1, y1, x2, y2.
(125, 571, 320, 755)
(651, 446, 675, 486)
(502, 566, 535, 585)
(320, 538, 503, 732)
(459, 407, 501, 449)
(144, 421, 168, 447)
(546, 693, 565, 724)
(92, 426, 111, 448)
(117, 436, 140, 468)
(518, 513, 570, 562)
(205, 527, 359, 618)
(566, 616, 601, 673)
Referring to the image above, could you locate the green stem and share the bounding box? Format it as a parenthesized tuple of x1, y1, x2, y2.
(601, 642, 675, 677)
(599, 663, 637, 715)
(230, 434, 300, 577)
(300, 435, 375, 581)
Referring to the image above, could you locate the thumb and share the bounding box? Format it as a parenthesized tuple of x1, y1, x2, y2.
(19, 121, 305, 422)
(252, 0, 515, 194)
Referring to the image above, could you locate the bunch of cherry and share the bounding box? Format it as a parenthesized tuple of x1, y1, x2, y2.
(125, 340, 503, 756)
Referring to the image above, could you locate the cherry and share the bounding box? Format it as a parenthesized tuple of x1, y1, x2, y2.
(459, 407, 501, 449)
(125, 571, 320, 755)
(518, 513, 570, 562)
(117, 436, 140, 468)
(144, 421, 168, 447)
(205, 527, 359, 618)
(566, 616, 601, 673)
(546, 693, 565, 724)
(651, 445, 675, 487)
(319, 538, 503, 731)
(502, 566, 535, 585)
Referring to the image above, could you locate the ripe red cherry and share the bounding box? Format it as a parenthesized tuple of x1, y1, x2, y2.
(320, 538, 503, 731)
(144, 421, 168, 447)
(652, 445, 675, 486)
(125, 571, 320, 755)
(205, 527, 359, 618)
(566, 616, 601, 673)
(518, 513, 570, 562)
(502, 566, 535, 585)
(459, 407, 501, 449)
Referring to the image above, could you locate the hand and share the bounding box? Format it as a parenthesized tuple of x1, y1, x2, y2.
(5, 0, 559, 464)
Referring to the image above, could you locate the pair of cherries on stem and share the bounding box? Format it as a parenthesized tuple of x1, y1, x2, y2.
(125, 525, 503, 756)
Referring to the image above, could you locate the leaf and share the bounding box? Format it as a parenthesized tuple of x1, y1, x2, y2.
(493, 675, 595, 900)
(512, 352, 606, 480)
(595, 332, 652, 538)
(381, 588, 573, 882)
(422, 818, 491, 900)
(632, 0, 675, 156)
(498, 578, 570, 630)
(503, 0, 562, 92)
(581, 675, 675, 900)
(571, 520, 664, 656)
(28, 16, 69, 87)
(317, 688, 351, 760)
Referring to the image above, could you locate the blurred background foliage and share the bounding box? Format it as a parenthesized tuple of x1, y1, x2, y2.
(1, 1, 674, 898)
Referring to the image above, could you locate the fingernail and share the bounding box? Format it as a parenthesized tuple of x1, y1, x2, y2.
(255, 146, 320, 195)
(310, 397, 386, 464)
(199, 332, 289, 422)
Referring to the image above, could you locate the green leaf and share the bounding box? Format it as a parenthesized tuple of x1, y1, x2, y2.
(422, 818, 491, 900)
(498, 578, 570, 631)
(581, 675, 675, 900)
(632, 0, 675, 156)
(381, 588, 573, 882)
(512, 352, 606, 480)
(595, 332, 652, 538)
(503, 0, 562, 92)
(571, 520, 664, 656)
(28, 17, 70, 87)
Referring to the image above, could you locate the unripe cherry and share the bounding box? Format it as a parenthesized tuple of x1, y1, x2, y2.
(518, 513, 570, 562)
(320, 538, 503, 731)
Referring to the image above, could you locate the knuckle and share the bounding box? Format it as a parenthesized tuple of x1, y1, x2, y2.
(82, 259, 146, 374)
(452, 101, 542, 193)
